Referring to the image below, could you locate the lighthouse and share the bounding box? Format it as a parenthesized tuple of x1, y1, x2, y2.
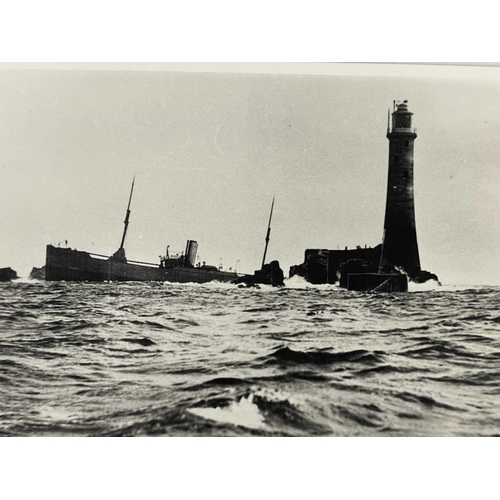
(379, 100, 421, 278)
(290, 99, 438, 291)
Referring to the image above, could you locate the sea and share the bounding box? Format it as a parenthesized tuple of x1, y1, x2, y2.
(1, 277, 499, 437)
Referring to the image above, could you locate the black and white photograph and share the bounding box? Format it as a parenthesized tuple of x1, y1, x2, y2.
(1, 62, 499, 441)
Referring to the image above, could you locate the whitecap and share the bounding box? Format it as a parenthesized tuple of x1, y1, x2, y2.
(284, 275, 339, 290)
(188, 394, 266, 430)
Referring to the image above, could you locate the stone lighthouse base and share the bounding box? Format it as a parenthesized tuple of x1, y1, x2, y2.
(347, 273, 408, 292)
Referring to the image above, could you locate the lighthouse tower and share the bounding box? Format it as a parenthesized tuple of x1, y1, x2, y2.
(379, 100, 421, 278)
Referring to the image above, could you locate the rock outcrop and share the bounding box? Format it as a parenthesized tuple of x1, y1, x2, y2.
(0, 267, 18, 281)
(29, 266, 46, 280)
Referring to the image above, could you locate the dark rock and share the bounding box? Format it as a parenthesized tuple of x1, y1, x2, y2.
(29, 266, 45, 280)
(289, 263, 306, 279)
(0, 267, 18, 282)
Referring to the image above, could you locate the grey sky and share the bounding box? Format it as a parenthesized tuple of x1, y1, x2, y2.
(1, 64, 499, 284)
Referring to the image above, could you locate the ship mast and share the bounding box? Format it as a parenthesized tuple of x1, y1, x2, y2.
(261, 196, 275, 269)
(119, 177, 135, 250)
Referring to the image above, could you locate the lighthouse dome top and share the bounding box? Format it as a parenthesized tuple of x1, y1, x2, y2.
(395, 100, 411, 113)
(389, 100, 416, 135)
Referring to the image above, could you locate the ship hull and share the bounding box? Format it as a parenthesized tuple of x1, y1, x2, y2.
(45, 245, 237, 284)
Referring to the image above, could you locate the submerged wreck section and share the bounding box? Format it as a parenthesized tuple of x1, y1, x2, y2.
(234, 260, 284, 287)
(233, 197, 285, 287)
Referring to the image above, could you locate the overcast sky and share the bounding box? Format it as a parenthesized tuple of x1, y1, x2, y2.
(1, 64, 499, 285)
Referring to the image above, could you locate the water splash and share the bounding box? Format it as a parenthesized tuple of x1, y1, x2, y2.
(188, 395, 266, 430)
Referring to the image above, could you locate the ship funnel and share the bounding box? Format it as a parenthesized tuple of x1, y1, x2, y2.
(184, 240, 198, 267)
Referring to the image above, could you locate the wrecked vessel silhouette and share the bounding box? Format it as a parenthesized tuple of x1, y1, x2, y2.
(45, 179, 238, 284)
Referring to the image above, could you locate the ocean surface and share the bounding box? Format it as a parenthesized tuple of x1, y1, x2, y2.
(1, 278, 499, 437)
